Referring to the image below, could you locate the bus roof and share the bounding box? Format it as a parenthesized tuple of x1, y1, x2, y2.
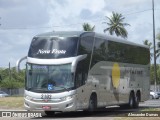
(95, 32, 149, 49)
(35, 31, 85, 37)
(35, 31, 149, 49)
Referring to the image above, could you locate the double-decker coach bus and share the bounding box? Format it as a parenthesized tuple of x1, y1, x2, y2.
(16, 31, 150, 115)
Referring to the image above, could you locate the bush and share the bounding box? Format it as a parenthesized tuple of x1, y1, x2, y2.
(0, 67, 25, 89)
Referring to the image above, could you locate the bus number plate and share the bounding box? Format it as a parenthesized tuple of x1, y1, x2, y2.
(41, 94, 52, 99)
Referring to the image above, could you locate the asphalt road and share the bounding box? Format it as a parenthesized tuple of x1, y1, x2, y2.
(0, 99, 160, 120)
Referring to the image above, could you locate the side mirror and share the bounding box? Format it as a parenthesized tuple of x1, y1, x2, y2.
(16, 56, 27, 73)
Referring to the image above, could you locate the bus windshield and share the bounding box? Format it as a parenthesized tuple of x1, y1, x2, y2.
(26, 63, 74, 93)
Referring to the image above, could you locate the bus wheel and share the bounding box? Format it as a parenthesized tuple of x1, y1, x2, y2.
(133, 93, 140, 108)
(88, 94, 97, 112)
(128, 92, 134, 108)
(45, 111, 55, 116)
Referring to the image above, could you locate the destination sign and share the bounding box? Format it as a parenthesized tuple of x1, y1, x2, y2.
(37, 49, 66, 55)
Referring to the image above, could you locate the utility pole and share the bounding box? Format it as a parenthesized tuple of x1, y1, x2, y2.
(152, 0, 157, 91)
(9, 62, 12, 95)
(9, 62, 11, 81)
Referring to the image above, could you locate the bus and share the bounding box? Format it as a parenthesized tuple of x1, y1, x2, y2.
(16, 31, 150, 115)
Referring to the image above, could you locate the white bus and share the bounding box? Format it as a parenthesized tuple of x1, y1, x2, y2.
(16, 31, 150, 115)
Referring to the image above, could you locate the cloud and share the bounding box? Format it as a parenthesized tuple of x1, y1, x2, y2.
(0, 0, 160, 67)
(80, 9, 92, 19)
(0, 0, 50, 28)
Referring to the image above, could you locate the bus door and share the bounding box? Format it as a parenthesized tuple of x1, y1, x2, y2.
(75, 71, 89, 110)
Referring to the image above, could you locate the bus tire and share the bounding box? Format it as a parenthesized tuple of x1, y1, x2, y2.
(88, 94, 97, 112)
(133, 93, 140, 108)
(128, 92, 134, 108)
(45, 111, 55, 116)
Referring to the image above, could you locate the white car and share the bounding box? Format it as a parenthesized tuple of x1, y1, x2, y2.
(0, 91, 9, 97)
(156, 91, 160, 98)
(150, 90, 159, 99)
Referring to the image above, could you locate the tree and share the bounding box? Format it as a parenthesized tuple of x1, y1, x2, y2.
(156, 32, 160, 58)
(150, 64, 160, 85)
(0, 67, 25, 89)
(82, 23, 95, 31)
(103, 12, 130, 39)
(143, 40, 152, 48)
(157, 32, 160, 40)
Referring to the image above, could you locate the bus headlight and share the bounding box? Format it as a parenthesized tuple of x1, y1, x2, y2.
(66, 95, 73, 100)
(25, 95, 33, 100)
(61, 95, 74, 101)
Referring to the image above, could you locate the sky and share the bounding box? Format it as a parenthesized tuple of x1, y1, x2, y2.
(0, 0, 160, 68)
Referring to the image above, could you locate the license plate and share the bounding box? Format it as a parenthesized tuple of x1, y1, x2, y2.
(42, 106, 51, 110)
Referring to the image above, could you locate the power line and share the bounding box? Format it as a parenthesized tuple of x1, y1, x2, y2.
(124, 9, 152, 16)
(0, 26, 53, 30)
(0, 9, 156, 30)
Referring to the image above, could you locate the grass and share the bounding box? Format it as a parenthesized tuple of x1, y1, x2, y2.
(141, 107, 160, 111)
(0, 97, 160, 120)
(114, 108, 160, 120)
(115, 118, 160, 120)
(0, 97, 24, 109)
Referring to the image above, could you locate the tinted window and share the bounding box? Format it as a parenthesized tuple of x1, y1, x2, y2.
(108, 41, 150, 65)
(108, 41, 125, 62)
(77, 36, 94, 78)
(78, 36, 94, 55)
(92, 38, 108, 66)
(28, 37, 79, 59)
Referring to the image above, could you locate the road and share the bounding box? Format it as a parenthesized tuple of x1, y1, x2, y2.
(0, 99, 160, 120)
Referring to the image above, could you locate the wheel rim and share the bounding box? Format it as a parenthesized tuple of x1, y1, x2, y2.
(89, 98, 94, 111)
(130, 97, 133, 107)
(134, 95, 139, 108)
(129, 94, 134, 108)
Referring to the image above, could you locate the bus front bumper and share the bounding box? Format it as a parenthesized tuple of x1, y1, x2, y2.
(24, 95, 77, 112)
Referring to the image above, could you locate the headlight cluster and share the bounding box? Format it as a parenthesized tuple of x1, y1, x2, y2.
(25, 95, 74, 102)
(61, 95, 74, 101)
(25, 95, 33, 100)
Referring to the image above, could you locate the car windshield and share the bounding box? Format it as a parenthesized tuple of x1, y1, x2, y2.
(0, 91, 6, 94)
(26, 63, 74, 93)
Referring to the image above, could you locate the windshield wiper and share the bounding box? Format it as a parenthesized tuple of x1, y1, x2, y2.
(57, 86, 70, 92)
(27, 88, 47, 92)
(27, 88, 32, 91)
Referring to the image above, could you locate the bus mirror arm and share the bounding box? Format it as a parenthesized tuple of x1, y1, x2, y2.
(71, 54, 87, 72)
(16, 56, 27, 73)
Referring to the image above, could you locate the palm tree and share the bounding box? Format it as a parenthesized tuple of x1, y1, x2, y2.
(143, 40, 153, 60)
(157, 32, 160, 40)
(143, 40, 152, 48)
(103, 12, 130, 39)
(82, 23, 95, 31)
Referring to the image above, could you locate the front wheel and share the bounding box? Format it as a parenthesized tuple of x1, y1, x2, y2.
(88, 94, 97, 112)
